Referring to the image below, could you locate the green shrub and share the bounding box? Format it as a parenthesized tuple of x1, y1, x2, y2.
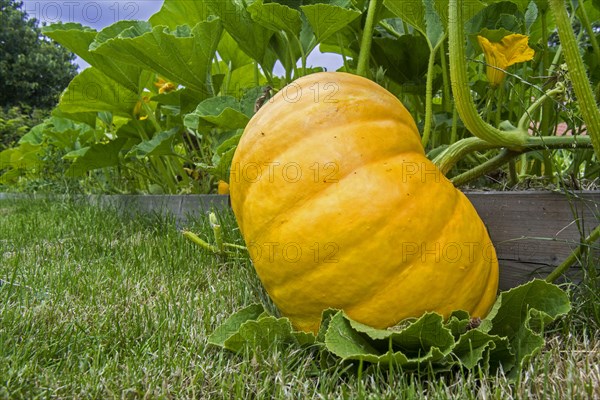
(0, 105, 49, 150)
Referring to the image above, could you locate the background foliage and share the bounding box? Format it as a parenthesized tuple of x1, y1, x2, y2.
(0, 0, 599, 193)
(0, 0, 78, 108)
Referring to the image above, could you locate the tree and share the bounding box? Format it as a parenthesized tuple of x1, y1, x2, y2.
(0, 0, 78, 109)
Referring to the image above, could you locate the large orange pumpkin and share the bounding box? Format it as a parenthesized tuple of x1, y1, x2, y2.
(229, 72, 499, 333)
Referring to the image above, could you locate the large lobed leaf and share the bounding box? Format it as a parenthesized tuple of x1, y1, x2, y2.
(208, 280, 570, 377)
(90, 20, 222, 96)
(42, 23, 144, 94)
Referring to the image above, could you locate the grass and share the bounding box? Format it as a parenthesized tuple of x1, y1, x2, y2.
(0, 198, 598, 399)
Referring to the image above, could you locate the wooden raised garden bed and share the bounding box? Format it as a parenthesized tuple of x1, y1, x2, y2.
(1, 191, 598, 290)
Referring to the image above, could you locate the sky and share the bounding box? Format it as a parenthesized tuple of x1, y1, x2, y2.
(22, 0, 164, 31)
(21, 0, 343, 73)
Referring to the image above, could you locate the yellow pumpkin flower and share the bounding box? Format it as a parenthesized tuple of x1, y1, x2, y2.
(154, 77, 176, 94)
(217, 180, 229, 195)
(477, 34, 535, 88)
(133, 96, 151, 120)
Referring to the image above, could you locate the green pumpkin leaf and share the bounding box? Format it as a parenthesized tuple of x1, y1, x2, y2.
(444, 310, 471, 339)
(371, 34, 432, 92)
(240, 86, 270, 117)
(184, 97, 250, 130)
(208, 303, 314, 353)
(51, 109, 98, 129)
(197, 132, 241, 183)
(226, 64, 268, 98)
(300, 4, 361, 44)
(90, 20, 222, 96)
(64, 138, 127, 176)
(0, 143, 44, 183)
(453, 329, 506, 369)
(42, 23, 143, 93)
(41, 117, 97, 151)
(149, 0, 212, 29)
(18, 124, 45, 146)
(58, 67, 141, 118)
(208, 0, 274, 64)
(384, 0, 484, 49)
(466, 1, 523, 36)
(0, 143, 42, 170)
(481, 279, 571, 375)
(248, 0, 303, 35)
(208, 304, 266, 349)
(201, 145, 235, 182)
(218, 31, 254, 71)
(224, 316, 295, 352)
(325, 312, 454, 367)
(207, 280, 570, 377)
(479, 0, 534, 13)
(126, 127, 180, 159)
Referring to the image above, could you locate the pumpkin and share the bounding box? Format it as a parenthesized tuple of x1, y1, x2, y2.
(229, 72, 499, 333)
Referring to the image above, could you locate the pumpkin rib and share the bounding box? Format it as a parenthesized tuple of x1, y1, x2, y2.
(345, 191, 490, 326)
(240, 149, 433, 246)
(232, 115, 424, 207)
(305, 178, 463, 324)
(253, 157, 463, 323)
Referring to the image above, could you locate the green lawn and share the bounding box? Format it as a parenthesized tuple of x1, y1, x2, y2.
(0, 199, 598, 399)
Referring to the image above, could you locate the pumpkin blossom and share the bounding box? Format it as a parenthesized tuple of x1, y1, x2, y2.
(477, 34, 535, 87)
(132, 96, 151, 120)
(154, 77, 176, 94)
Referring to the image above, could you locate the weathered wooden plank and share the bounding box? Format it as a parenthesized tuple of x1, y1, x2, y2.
(86, 194, 230, 222)
(465, 191, 599, 289)
(1, 191, 598, 290)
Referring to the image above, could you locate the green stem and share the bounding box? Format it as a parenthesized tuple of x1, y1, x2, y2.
(576, 1, 600, 64)
(508, 159, 518, 185)
(338, 33, 350, 72)
(224, 61, 233, 95)
(182, 230, 220, 254)
(439, 39, 452, 114)
(540, 10, 554, 181)
(434, 137, 498, 174)
(356, 0, 379, 77)
(540, 10, 552, 136)
(447, 0, 529, 147)
(254, 61, 260, 87)
(450, 104, 459, 144)
(451, 149, 520, 187)
(519, 154, 528, 177)
(223, 243, 247, 251)
(209, 212, 224, 253)
(547, 45, 563, 77)
(546, 224, 600, 283)
(448, 134, 594, 186)
(517, 84, 566, 131)
(494, 86, 504, 127)
(378, 21, 402, 39)
(292, 34, 307, 75)
(422, 40, 444, 148)
(434, 135, 593, 175)
(548, 0, 600, 159)
(281, 32, 299, 79)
